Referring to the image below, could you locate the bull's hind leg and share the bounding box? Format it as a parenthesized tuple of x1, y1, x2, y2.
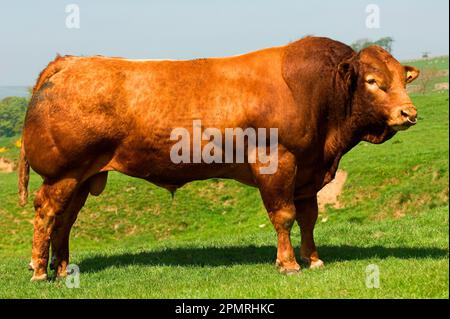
(30, 178, 79, 281)
(295, 196, 324, 269)
(50, 183, 90, 278)
(49, 172, 107, 277)
(251, 150, 300, 274)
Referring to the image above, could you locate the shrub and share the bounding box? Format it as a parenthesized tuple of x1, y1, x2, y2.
(0, 97, 28, 137)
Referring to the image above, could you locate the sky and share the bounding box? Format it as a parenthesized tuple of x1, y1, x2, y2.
(0, 0, 448, 86)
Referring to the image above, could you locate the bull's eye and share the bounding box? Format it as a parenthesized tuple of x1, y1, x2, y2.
(365, 76, 387, 92)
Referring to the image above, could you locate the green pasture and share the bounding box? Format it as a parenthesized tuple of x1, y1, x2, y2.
(0, 91, 448, 298)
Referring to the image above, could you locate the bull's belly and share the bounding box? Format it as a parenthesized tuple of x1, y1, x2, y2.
(149, 163, 257, 190)
(108, 144, 257, 189)
(106, 136, 330, 195)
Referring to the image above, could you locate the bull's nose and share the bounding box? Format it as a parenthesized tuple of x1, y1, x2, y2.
(400, 106, 418, 124)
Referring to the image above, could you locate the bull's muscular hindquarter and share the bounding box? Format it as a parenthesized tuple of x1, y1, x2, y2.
(19, 36, 420, 281)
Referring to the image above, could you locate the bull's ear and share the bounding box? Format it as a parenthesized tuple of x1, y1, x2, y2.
(404, 65, 420, 83)
(338, 60, 357, 89)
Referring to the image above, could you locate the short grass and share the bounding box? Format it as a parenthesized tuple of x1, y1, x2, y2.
(0, 92, 448, 298)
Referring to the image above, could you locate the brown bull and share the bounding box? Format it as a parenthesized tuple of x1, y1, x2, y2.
(19, 36, 420, 281)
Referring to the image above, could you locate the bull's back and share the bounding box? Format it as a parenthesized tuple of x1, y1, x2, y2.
(23, 48, 287, 179)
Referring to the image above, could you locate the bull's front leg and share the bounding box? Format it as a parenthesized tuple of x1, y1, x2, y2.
(251, 149, 300, 274)
(269, 204, 300, 274)
(295, 196, 324, 269)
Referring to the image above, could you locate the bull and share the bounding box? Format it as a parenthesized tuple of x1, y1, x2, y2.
(18, 36, 420, 281)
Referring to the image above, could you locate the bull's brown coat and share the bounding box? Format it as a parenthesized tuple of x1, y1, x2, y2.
(19, 37, 419, 280)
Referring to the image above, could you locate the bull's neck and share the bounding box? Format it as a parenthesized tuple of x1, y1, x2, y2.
(323, 78, 359, 163)
(323, 93, 396, 163)
(323, 121, 358, 163)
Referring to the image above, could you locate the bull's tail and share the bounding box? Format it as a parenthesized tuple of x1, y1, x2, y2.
(18, 139, 30, 207)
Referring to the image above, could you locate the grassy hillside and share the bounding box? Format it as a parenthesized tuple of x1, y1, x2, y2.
(405, 56, 448, 73)
(405, 56, 449, 93)
(0, 92, 448, 298)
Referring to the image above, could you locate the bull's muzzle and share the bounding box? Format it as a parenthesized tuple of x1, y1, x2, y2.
(390, 105, 418, 131)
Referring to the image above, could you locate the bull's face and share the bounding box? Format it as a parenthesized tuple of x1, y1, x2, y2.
(341, 46, 420, 136)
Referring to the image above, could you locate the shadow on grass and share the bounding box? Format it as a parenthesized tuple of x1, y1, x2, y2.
(78, 245, 448, 273)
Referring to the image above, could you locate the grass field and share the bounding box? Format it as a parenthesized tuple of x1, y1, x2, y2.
(0, 91, 448, 299)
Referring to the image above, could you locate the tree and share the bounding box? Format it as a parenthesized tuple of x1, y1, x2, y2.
(350, 38, 372, 52)
(374, 37, 394, 53)
(0, 97, 28, 137)
(351, 37, 394, 53)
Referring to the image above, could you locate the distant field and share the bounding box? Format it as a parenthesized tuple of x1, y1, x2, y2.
(0, 91, 448, 298)
(405, 55, 449, 71)
(405, 56, 449, 93)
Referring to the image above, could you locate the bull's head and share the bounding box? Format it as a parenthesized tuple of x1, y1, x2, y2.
(339, 46, 420, 143)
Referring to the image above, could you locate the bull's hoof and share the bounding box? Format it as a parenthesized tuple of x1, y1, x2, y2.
(301, 257, 325, 269)
(30, 273, 48, 282)
(280, 267, 301, 275)
(56, 269, 68, 279)
(276, 259, 301, 275)
(310, 259, 324, 269)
